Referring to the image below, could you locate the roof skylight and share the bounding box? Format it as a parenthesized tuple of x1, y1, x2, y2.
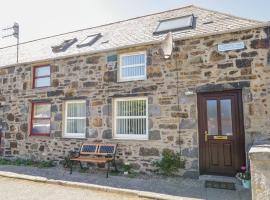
(154, 15, 194, 35)
(77, 33, 102, 48)
(51, 38, 77, 53)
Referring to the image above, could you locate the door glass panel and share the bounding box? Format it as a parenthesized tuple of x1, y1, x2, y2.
(221, 99, 233, 135)
(207, 100, 218, 135)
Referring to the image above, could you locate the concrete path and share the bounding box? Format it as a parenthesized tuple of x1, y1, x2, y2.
(0, 165, 251, 200)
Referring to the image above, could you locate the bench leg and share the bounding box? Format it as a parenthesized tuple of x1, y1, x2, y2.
(79, 161, 83, 169)
(70, 161, 73, 174)
(113, 159, 118, 172)
(106, 162, 110, 178)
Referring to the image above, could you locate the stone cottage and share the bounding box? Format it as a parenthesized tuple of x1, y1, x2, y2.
(0, 5, 269, 178)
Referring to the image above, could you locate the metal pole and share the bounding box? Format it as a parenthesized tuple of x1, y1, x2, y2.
(2, 22, 19, 63)
(14, 23, 19, 63)
(17, 35, 19, 63)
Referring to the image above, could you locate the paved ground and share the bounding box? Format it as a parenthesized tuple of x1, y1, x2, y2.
(0, 165, 251, 200)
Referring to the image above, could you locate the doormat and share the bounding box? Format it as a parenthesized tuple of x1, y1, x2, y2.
(205, 180, 235, 190)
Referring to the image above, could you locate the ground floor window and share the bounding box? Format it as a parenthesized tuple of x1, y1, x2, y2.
(113, 97, 148, 140)
(30, 102, 51, 136)
(64, 100, 86, 138)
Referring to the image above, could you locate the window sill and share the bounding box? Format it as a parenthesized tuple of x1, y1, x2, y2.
(30, 133, 50, 137)
(63, 135, 86, 139)
(118, 77, 147, 83)
(113, 137, 148, 141)
(33, 85, 51, 88)
(31, 86, 53, 93)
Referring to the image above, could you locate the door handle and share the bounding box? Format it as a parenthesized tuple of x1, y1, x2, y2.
(204, 131, 208, 142)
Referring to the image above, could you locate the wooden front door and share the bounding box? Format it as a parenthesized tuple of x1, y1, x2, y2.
(198, 90, 245, 176)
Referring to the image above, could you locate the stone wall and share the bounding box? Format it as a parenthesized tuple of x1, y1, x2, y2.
(249, 141, 270, 200)
(0, 26, 269, 177)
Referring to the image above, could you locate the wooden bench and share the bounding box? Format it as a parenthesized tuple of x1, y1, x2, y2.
(69, 143, 118, 178)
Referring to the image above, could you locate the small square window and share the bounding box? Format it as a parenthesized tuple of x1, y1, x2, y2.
(33, 65, 51, 88)
(30, 102, 51, 136)
(113, 97, 148, 140)
(119, 52, 146, 82)
(64, 100, 86, 138)
(154, 15, 194, 35)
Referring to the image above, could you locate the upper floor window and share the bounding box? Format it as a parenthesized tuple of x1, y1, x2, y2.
(64, 100, 86, 138)
(119, 51, 146, 82)
(30, 102, 51, 136)
(113, 97, 148, 140)
(33, 65, 51, 88)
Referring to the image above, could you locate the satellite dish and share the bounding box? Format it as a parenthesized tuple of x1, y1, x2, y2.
(161, 32, 173, 59)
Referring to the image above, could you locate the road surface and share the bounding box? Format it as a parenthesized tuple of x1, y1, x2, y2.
(0, 177, 150, 200)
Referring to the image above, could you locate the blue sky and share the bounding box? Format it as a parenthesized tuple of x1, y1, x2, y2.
(0, 0, 269, 47)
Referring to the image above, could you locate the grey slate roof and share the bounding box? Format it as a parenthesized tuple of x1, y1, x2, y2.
(0, 5, 263, 67)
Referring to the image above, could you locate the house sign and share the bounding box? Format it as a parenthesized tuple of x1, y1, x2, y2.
(218, 41, 245, 52)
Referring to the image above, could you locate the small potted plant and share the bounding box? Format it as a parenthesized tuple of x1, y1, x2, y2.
(123, 162, 131, 175)
(237, 165, 251, 189)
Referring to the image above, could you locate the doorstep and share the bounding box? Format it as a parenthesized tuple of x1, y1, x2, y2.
(199, 175, 238, 183)
(199, 175, 242, 188)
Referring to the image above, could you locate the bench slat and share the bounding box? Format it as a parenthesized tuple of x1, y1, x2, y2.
(70, 157, 113, 163)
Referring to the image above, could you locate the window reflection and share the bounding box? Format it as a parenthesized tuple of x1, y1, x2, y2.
(207, 100, 218, 135)
(221, 99, 233, 135)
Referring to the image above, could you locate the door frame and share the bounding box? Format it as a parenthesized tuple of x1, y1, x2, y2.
(197, 89, 246, 176)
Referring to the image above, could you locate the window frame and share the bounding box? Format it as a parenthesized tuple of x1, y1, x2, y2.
(32, 65, 51, 89)
(119, 51, 147, 82)
(113, 97, 148, 140)
(51, 38, 78, 53)
(153, 15, 194, 35)
(30, 102, 51, 136)
(64, 100, 87, 139)
(76, 33, 102, 48)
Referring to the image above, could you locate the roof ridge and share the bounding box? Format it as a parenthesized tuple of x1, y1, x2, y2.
(0, 4, 195, 50)
(191, 5, 263, 24)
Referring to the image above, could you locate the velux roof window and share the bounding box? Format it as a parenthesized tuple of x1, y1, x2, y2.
(154, 15, 194, 35)
(77, 33, 102, 48)
(51, 38, 78, 53)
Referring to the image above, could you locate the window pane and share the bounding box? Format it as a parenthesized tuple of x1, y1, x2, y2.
(35, 66, 50, 77)
(66, 119, 86, 134)
(67, 102, 86, 117)
(121, 54, 145, 66)
(33, 104, 51, 118)
(156, 15, 193, 33)
(115, 99, 147, 137)
(221, 99, 233, 136)
(122, 65, 145, 78)
(35, 77, 50, 87)
(117, 99, 146, 116)
(32, 119, 50, 134)
(116, 118, 146, 135)
(65, 101, 86, 136)
(120, 53, 146, 80)
(207, 100, 218, 135)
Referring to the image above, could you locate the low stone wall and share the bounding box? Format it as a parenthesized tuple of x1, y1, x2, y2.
(249, 141, 270, 200)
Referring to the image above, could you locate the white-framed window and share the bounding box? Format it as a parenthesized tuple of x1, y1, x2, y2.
(113, 97, 148, 140)
(119, 51, 147, 82)
(64, 100, 86, 138)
